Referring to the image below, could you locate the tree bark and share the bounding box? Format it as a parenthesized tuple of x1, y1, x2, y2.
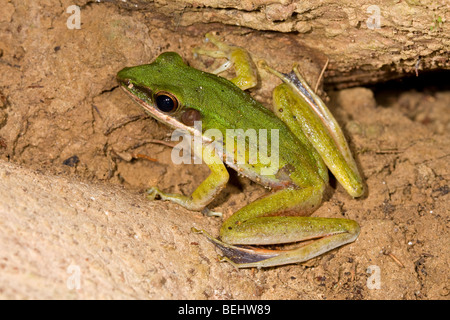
(118, 0, 449, 87)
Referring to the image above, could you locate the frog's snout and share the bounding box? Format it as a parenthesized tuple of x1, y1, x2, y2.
(116, 67, 134, 84)
(116, 71, 133, 89)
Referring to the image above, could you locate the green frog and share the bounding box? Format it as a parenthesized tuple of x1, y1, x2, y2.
(116, 33, 364, 268)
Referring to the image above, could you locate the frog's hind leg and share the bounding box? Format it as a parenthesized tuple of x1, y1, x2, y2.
(195, 184, 360, 268)
(194, 218, 360, 269)
(259, 60, 364, 198)
(193, 33, 258, 91)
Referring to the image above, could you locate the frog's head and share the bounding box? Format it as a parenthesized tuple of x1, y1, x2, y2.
(117, 52, 204, 131)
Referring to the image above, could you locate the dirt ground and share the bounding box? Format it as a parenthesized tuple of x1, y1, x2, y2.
(0, 1, 448, 300)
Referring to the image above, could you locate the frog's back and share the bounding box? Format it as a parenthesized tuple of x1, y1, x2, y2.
(183, 67, 327, 189)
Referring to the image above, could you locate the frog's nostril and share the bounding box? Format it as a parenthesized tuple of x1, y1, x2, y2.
(117, 77, 133, 89)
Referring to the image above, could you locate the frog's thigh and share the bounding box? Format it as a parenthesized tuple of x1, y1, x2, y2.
(273, 84, 364, 198)
(220, 185, 324, 244)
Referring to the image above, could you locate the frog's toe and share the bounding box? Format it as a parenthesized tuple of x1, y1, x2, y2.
(146, 187, 163, 200)
(201, 207, 223, 217)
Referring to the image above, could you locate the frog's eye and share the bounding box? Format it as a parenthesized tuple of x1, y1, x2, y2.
(154, 91, 178, 113)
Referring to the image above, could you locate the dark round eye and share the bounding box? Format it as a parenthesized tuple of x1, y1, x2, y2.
(154, 92, 178, 112)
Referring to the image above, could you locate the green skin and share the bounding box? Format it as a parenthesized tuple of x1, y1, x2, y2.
(117, 35, 364, 268)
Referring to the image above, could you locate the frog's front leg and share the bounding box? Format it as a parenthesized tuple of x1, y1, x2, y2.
(194, 33, 258, 91)
(147, 143, 229, 215)
(195, 180, 360, 268)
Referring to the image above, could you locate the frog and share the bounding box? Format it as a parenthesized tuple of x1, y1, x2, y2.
(116, 33, 364, 268)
